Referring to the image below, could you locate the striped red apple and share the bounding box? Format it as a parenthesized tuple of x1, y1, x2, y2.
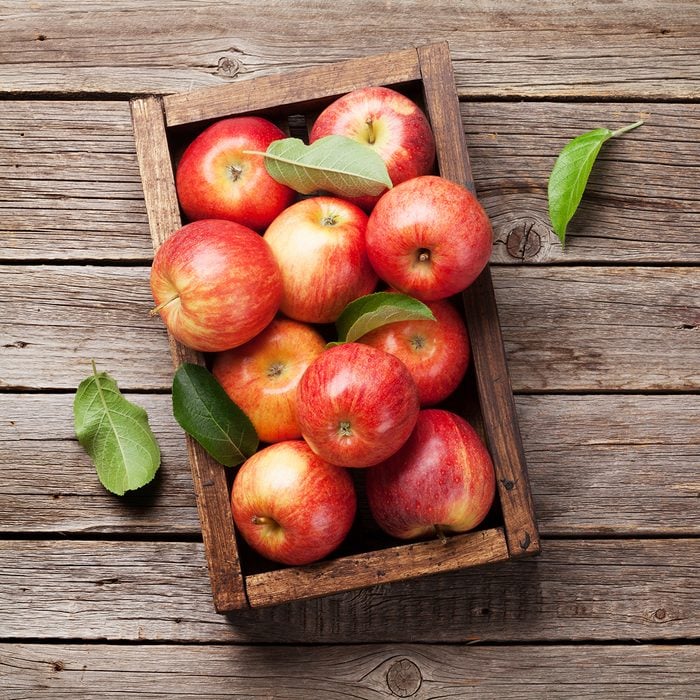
(263, 196, 377, 323)
(231, 440, 356, 565)
(212, 318, 326, 444)
(150, 219, 282, 352)
(366, 409, 496, 539)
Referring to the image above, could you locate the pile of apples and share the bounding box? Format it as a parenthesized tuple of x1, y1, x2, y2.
(151, 86, 497, 566)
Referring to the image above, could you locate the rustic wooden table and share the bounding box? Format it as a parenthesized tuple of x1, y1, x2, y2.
(1, 2, 698, 697)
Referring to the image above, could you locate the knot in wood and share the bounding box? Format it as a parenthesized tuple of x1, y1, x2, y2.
(506, 220, 542, 261)
(217, 56, 241, 78)
(386, 658, 422, 697)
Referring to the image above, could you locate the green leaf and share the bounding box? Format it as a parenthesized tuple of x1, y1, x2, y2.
(336, 292, 436, 344)
(548, 120, 643, 246)
(252, 135, 393, 197)
(172, 363, 258, 467)
(74, 362, 160, 496)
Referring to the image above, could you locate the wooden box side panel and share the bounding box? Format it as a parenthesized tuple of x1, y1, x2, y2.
(245, 527, 509, 609)
(163, 47, 422, 127)
(130, 96, 249, 611)
(417, 43, 540, 558)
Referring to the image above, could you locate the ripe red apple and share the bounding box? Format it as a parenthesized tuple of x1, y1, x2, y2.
(212, 318, 326, 443)
(150, 219, 282, 352)
(296, 343, 420, 468)
(366, 409, 496, 540)
(263, 196, 377, 323)
(360, 297, 470, 406)
(175, 116, 295, 231)
(231, 440, 356, 565)
(366, 175, 493, 301)
(309, 86, 435, 210)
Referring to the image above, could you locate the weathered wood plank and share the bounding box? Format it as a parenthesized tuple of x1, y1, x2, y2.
(2, 394, 697, 536)
(2, 643, 698, 699)
(130, 94, 247, 612)
(1, 101, 698, 263)
(0, 539, 696, 642)
(0, 101, 150, 260)
(1, 1, 698, 98)
(467, 102, 700, 264)
(245, 528, 510, 609)
(0, 394, 197, 534)
(494, 266, 699, 391)
(0, 266, 171, 391)
(1, 266, 696, 391)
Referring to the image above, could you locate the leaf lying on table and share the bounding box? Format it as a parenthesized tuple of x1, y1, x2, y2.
(172, 363, 258, 467)
(250, 135, 393, 197)
(548, 119, 644, 247)
(335, 291, 436, 344)
(73, 362, 160, 496)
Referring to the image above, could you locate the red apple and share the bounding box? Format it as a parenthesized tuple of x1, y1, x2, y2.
(366, 175, 493, 301)
(231, 440, 356, 565)
(175, 116, 295, 231)
(309, 86, 435, 210)
(263, 196, 377, 323)
(296, 343, 420, 468)
(150, 219, 282, 352)
(360, 297, 470, 406)
(212, 318, 326, 443)
(366, 409, 496, 540)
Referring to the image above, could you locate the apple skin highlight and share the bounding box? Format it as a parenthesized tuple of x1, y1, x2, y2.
(366, 176, 493, 301)
(150, 219, 282, 352)
(366, 409, 496, 540)
(231, 440, 356, 566)
(296, 343, 420, 468)
(264, 196, 377, 323)
(212, 318, 326, 443)
(176, 116, 295, 231)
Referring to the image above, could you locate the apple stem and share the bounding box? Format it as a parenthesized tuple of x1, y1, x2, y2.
(417, 248, 431, 263)
(149, 294, 180, 317)
(365, 118, 376, 145)
(251, 515, 276, 527)
(434, 524, 448, 544)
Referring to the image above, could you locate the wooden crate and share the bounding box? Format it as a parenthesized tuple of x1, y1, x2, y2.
(130, 42, 539, 612)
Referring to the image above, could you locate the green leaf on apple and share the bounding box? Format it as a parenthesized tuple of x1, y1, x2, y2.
(73, 361, 161, 496)
(336, 291, 436, 344)
(250, 135, 393, 197)
(172, 363, 258, 467)
(548, 119, 643, 247)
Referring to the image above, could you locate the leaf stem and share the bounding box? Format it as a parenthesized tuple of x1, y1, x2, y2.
(611, 120, 644, 138)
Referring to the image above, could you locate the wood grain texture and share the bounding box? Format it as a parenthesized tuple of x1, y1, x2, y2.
(1, 265, 696, 391)
(0, 539, 696, 642)
(467, 102, 700, 264)
(2, 101, 697, 263)
(2, 643, 698, 699)
(2, 394, 697, 536)
(0, 101, 150, 261)
(163, 46, 421, 126)
(245, 528, 510, 609)
(417, 42, 538, 558)
(1, 1, 698, 98)
(130, 96, 247, 611)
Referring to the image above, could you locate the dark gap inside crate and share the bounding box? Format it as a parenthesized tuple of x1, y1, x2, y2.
(165, 77, 506, 579)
